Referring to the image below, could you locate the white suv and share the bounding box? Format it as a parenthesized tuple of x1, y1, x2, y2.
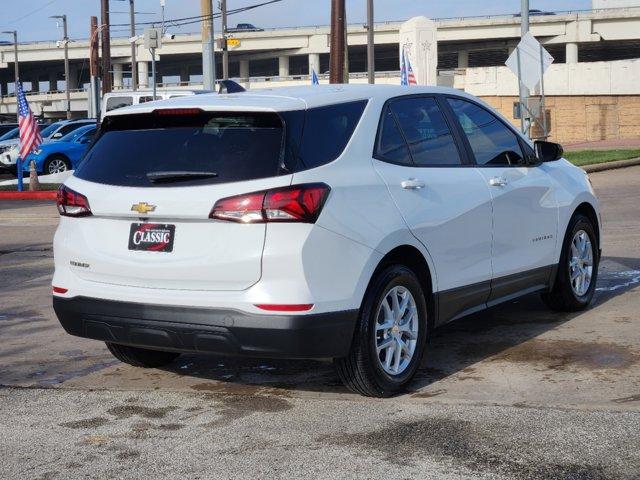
(52, 85, 601, 397)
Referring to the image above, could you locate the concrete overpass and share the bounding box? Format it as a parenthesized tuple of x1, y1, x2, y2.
(1, 7, 640, 118)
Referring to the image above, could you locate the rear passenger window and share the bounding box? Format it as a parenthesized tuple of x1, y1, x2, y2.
(375, 108, 412, 165)
(389, 97, 461, 166)
(447, 98, 525, 166)
(290, 100, 367, 170)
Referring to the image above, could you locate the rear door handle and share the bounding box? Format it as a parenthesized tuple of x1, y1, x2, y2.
(489, 177, 508, 187)
(401, 178, 426, 190)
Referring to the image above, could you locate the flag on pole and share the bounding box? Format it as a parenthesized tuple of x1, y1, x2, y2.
(311, 69, 319, 85)
(16, 82, 42, 161)
(400, 49, 408, 86)
(405, 52, 417, 86)
(400, 48, 417, 86)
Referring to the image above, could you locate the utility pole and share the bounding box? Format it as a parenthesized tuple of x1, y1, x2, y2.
(201, 0, 216, 90)
(366, 0, 374, 84)
(51, 15, 71, 119)
(101, 0, 112, 94)
(520, 0, 530, 136)
(1, 31, 19, 91)
(129, 0, 137, 90)
(221, 0, 229, 80)
(89, 16, 101, 119)
(329, 0, 345, 84)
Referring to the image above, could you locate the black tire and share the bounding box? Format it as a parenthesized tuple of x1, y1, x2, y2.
(542, 213, 599, 312)
(335, 264, 429, 397)
(106, 342, 180, 368)
(43, 154, 71, 175)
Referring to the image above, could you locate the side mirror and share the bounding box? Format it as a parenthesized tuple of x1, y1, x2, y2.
(52, 132, 63, 139)
(534, 140, 563, 162)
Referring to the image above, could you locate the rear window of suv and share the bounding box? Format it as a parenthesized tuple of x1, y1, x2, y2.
(74, 100, 367, 187)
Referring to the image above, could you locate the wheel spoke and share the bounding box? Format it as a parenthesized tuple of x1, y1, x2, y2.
(376, 320, 394, 332)
(391, 290, 401, 320)
(377, 337, 394, 352)
(384, 343, 395, 370)
(393, 339, 402, 372)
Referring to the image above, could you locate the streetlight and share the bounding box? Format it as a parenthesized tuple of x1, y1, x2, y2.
(50, 15, 71, 120)
(1, 30, 19, 94)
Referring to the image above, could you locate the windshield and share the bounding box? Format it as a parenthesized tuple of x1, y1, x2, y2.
(40, 122, 64, 138)
(60, 126, 93, 143)
(0, 127, 19, 141)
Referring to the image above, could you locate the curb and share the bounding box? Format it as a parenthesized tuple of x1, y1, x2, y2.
(582, 157, 640, 173)
(0, 191, 58, 201)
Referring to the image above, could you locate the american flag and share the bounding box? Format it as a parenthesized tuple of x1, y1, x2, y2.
(16, 81, 42, 160)
(400, 49, 417, 86)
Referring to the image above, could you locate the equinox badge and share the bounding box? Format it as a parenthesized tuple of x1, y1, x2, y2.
(131, 202, 156, 215)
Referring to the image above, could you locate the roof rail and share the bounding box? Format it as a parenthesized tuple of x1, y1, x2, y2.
(218, 80, 246, 94)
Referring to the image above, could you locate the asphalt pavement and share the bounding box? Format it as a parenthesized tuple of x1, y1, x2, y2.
(1, 167, 639, 479)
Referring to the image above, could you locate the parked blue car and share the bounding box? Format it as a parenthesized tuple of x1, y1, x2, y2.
(23, 125, 97, 175)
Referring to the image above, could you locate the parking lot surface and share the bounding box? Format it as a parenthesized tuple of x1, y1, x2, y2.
(1, 167, 639, 479)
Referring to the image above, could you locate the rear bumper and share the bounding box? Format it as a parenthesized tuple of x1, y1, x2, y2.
(53, 296, 358, 359)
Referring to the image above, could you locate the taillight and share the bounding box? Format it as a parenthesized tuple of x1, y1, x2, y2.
(57, 185, 92, 217)
(210, 183, 330, 224)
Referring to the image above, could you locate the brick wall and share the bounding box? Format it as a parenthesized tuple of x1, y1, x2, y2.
(479, 95, 640, 145)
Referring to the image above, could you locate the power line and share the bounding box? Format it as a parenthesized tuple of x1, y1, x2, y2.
(110, 0, 281, 28)
(4, 0, 59, 26)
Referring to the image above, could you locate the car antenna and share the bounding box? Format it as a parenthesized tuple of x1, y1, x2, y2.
(218, 80, 246, 94)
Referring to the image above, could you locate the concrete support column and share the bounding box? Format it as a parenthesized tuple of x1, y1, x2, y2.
(49, 71, 58, 92)
(31, 76, 40, 92)
(308, 53, 320, 75)
(278, 55, 290, 77)
(457, 50, 469, 69)
(138, 62, 149, 88)
(566, 42, 579, 64)
(67, 65, 78, 90)
(113, 64, 124, 89)
(239, 59, 250, 88)
(180, 65, 190, 84)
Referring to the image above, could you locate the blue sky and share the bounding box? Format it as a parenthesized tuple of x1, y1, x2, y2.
(1, 0, 591, 42)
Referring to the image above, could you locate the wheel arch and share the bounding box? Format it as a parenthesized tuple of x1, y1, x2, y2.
(368, 244, 436, 330)
(573, 201, 601, 247)
(44, 153, 71, 172)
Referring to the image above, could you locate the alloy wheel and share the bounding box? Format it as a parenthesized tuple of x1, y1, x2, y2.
(48, 159, 68, 174)
(569, 229, 594, 297)
(375, 286, 420, 376)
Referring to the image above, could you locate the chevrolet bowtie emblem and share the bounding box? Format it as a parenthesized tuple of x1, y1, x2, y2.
(131, 202, 156, 215)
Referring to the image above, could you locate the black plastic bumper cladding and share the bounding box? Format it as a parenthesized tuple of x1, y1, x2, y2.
(53, 297, 358, 359)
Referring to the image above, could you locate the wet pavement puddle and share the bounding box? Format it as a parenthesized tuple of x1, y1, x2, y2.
(597, 270, 640, 292)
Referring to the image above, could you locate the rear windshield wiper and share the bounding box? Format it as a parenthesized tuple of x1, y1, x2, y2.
(146, 171, 218, 184)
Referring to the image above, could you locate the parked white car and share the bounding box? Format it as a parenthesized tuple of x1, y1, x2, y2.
(52, 85, 601, 397)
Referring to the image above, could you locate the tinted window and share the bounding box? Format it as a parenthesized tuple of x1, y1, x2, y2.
(106, 96, 133, 112)
(389, 97, 461, 166)
(375, 107, 412, 165)
(283, 100, 367, 170)
(0, 125, 17, 137)
(40, 122, 64, 138)
(0, 127, 19, 141)
(57, 122, 91, 138)
(138, 96, 157, 104)
(77, 129, 96, 144)
(75, 112, 286, 187)
(448, 98, 525, 166)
